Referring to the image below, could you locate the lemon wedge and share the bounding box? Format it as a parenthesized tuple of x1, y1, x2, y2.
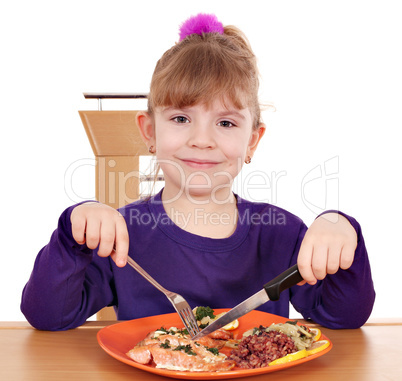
(306, 340, 330, 355)
(212, 312, 239, 331)
(309, 327, 322, 341)
(222, 319, 239, 331)
(268, 349, 308, 366)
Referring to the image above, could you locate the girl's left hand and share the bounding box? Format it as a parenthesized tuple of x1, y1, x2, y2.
(297, 213, 357, 285)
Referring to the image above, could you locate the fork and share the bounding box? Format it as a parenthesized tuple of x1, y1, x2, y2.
(126, 256, 200, 338)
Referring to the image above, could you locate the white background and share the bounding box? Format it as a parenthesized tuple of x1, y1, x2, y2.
(1, 0, 401, 321)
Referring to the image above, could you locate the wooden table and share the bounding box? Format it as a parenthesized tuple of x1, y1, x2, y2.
(1, 320, 401, 380)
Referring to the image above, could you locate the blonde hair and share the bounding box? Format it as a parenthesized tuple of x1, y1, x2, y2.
(148, 25, 261, 129)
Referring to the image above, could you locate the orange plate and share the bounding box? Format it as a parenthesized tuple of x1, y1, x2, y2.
(97, 309, 332, 380)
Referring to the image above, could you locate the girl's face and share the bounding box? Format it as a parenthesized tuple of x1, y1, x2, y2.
(140, 99, 265, 202)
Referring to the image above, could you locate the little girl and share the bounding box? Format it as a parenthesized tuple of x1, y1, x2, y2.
(21, 14, 375, 331)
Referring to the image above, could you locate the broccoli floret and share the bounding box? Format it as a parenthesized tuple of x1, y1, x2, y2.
(195, 306, 216, 321)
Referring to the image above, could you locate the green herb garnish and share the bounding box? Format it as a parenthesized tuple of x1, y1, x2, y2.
(205, 347, 220, 356)
(176, 328, 189, 335)
(157, 327, 169, 333)
(173, 344, 197, 356)
(195, 306, 216, 321)
(160, 340, 171, 349)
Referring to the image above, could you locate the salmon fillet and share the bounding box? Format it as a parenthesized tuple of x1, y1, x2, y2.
(126, 327, 235, 372)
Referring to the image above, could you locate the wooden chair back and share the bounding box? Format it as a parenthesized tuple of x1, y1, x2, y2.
(79, 99, 152, 320)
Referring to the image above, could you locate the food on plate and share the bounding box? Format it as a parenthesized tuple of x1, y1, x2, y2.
(193, 306, 239, 331)
(229, 329, 298, 368)
(194, 306, 216, 326)
(268, 349, 308, 366)
(310, 327, 322, 341)
(261, 321, 317, 350)
(306, 340, 330, 355)
(229, 321, 324, 369)
(126, 326, 236, 372)
(125, 308, 330, 372)
(222, 319, 239, 331)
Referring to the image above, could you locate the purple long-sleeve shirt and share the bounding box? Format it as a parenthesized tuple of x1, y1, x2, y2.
(21, 190, 375, 331)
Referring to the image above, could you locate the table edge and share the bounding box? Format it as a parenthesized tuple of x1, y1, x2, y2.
(1, 317, 402, 330)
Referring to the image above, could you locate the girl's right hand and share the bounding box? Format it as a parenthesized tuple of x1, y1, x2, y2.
(70, 202, 129, 267)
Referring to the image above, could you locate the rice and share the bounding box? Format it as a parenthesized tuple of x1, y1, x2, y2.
(229, 328, 297, 368)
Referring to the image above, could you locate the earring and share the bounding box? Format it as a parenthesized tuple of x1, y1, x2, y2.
(149, 146, 155, 154)
(245, 156, 251, 164)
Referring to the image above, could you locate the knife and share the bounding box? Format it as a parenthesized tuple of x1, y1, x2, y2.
(191, 264, 303, 340)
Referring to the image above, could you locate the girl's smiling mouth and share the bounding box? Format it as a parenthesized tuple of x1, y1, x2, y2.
(180, 158, 221, 169)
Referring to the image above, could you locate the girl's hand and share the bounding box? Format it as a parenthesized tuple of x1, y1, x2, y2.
(70, 202, 129, 267)
(297, 213, 357, 285)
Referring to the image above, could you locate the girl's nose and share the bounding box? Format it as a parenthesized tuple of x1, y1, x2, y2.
(187, 124, 215, 149)
(188, 123, 215, 149)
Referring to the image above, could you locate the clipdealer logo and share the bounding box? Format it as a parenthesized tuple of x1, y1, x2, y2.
(126, 205, 287, 230)
(63, 156, 340, 218)
(301, 156, 339, 216)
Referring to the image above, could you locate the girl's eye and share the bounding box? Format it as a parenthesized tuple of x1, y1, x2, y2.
(172, 116, 189, 124)
(218, 120, 235, 128)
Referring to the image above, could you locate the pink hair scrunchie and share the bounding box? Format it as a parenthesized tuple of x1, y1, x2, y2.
(179, 13, 224, 41)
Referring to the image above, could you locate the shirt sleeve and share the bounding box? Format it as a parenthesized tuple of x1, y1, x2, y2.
(290, 211, 376, 329)
(20, 204, 116, 330)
